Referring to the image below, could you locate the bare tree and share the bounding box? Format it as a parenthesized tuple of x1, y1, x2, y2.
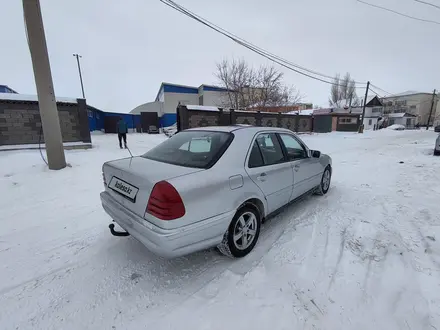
(215, 58, 302, 109)
(329, 73, 359, 107)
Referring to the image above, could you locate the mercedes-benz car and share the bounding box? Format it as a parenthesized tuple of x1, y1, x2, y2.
(100, 126, 332, 258)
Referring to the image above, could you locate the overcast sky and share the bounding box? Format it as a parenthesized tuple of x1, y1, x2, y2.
(1, 0, 439, 112)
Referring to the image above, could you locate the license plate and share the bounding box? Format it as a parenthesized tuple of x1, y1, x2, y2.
(109, 177, 139, 202)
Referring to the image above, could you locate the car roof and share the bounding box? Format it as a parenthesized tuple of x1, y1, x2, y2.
(185, 125, 294, 134)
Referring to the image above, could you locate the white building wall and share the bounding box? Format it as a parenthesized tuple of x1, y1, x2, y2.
(163, 92, 199, 114)
(363, 117, 378, 130)
(388, 117, 406, 126)
(130, 101, 164, 116)
(201, 91, 229, 107)
(383, 93, 435, 125)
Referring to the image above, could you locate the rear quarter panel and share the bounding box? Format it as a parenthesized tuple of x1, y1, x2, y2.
(164, 168, 267, 230)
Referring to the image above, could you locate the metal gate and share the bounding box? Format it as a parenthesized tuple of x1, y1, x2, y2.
(104, 116, 120, 133)
(141, 112, 159, 134)
(313, 115, 332, 133)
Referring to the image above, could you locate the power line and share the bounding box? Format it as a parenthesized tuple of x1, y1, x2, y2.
(369, 83, 393, 96)
(415, 0, 440, 10)
(357, 0, 440, 26)
(160, 0, 367, 88)
(368, 87, 385, 98)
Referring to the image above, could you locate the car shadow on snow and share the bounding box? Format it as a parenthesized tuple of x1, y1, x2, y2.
(102, 191, 323, 292)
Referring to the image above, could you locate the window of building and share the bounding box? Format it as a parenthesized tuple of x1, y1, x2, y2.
(410, 105, 417, 110)
(87, 110, 93, 118)
(372, 107, 382, 113)
(395, 100, 407, 106)
(368, 119, 372, 125)
(338, 117, 356, 124)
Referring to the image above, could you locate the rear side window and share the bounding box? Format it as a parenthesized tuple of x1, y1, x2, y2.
(248, 141, 264, 168)
(142, 131, 233, 169)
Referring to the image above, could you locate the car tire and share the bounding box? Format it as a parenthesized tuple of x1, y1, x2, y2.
(434, 149, 440, 156)
(315, 166, 331, 196)
(217, 206, 261, 258)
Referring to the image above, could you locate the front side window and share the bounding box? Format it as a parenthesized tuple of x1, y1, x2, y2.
(254, 133, 285, 166)
(279, 134, 308, 161)
(142, 131, 233, 168)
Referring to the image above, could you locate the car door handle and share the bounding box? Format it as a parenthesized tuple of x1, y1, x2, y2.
(257, 172, 267, 181)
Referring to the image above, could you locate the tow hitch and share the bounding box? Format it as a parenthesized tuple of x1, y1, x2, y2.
(109, 223, 130, 237)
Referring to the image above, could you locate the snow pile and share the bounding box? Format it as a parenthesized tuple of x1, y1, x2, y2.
(387, 124, 405, 130)
(0, 92, 77, 104)
(287, 109, 314, 116)
(186, 105, 220, 112)
(1, 130, 440, 329)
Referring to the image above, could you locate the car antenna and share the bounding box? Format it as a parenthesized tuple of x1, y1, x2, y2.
(126, 145, 133, 158)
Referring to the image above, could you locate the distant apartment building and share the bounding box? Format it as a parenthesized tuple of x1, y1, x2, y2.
(381, 91, 439, 126)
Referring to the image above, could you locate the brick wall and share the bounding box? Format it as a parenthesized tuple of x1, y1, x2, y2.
(0, 99, 91, 146)
(177, 105, 313, 133)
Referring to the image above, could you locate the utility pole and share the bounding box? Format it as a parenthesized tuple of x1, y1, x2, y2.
(359, 81, 370, 133)
(426, 89, 436, 130)
(23, 0, 66, 170)
(73, 54, 85, 99)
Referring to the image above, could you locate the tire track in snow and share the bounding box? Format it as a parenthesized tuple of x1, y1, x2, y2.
(328, 226, 347, 291)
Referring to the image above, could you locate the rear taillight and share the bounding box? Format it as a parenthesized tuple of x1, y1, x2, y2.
(146, 181, 185, 220)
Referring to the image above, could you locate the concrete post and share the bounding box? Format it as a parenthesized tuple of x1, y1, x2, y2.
(76, 98, 92, 143)
(23, 0, 66, 170)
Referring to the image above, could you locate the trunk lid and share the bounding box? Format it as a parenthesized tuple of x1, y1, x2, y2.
(103, 156, 203, 219)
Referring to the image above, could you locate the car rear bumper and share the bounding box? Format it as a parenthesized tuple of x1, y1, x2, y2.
(100, 191, 234, 258)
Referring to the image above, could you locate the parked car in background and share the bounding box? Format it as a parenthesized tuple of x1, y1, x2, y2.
(100, 126, 332, 258)
(387, 124, 405, 131)
(434, 125, 440, 133)
(435, 134, 440, 156)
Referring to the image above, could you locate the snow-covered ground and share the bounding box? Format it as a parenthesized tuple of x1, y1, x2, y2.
(1, 129, 440, 330)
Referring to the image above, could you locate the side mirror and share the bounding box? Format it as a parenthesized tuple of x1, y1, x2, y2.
(312, 150, 321, 158)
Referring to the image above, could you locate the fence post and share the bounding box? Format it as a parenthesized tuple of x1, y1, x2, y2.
(277, 112, 283, 127)
(230, 108, 236, 125)
(256, 111, 262, 127)
(177, 105, 189, 131)
(295, 115, 299, 133)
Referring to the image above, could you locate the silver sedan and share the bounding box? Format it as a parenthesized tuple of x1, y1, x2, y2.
(100, 126, 332, 258)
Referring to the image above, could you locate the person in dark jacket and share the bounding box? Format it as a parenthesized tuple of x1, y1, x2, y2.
(116, 117, 128, 149)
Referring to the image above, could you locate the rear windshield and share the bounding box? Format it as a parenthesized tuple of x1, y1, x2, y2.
(142, 131, 234, 169)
